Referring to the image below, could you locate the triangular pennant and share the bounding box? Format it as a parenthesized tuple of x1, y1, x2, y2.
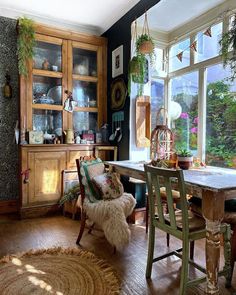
(190, 41, 197, 52)
(176, 51, 183, 62)
(203, 27, 212, 37)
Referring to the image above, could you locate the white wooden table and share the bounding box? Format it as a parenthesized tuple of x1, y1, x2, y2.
(106, 160, 236, 294)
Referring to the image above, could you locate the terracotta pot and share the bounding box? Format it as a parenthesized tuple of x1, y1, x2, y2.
(177, 156, 193, 170)
(138, 40, 154, 54)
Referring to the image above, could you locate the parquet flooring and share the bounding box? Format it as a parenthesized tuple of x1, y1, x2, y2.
(0, 214, 235, 294)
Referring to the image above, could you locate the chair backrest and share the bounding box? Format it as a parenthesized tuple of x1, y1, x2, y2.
(95, 146, 118, 161)
(144, 164, 189, 235)
(76, 155, 96, 205)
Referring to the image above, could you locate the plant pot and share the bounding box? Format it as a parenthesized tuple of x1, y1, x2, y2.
(129, 57, 141, 75)
(177, 156, 193, 170)
(138, 40, 154, 54)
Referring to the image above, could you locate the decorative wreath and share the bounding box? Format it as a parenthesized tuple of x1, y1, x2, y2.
(111, 78, 127, 110)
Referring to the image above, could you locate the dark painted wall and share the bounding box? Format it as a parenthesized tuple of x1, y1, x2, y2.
(103, 0, 160, 160)
(0, 16, 19, 200)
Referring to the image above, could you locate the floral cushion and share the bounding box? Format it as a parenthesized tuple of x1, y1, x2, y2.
(80, 158, 105, 202)
(92, 172, 124, 200)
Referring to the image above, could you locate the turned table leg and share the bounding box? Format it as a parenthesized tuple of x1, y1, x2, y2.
(202, 190, 225, 295)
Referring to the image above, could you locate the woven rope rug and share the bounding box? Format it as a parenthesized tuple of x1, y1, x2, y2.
(0, 247, 120, 295)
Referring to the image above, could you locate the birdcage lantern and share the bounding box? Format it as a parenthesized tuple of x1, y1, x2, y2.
(150, 108, 174, 164)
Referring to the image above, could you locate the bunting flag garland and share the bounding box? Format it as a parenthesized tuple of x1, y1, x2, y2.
(190, 41, 197, 52)
(203, 27, 212, 37)
(175, 24, 213, 62)
(176, 51, 183, 62)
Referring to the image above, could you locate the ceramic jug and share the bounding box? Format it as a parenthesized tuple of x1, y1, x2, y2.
(64, 129, 74, 144)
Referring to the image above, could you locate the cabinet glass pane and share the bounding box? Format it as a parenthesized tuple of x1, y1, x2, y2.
(73, 80, 97, 107)
(73, 112, 97, 133)
(33, 41, 62, 72)
(33, 75, 62, 105)
(73, 48, 97, 76)
(33, 109, 62, 136)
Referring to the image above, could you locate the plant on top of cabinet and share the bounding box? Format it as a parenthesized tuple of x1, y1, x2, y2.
(17, 17, 36, 76)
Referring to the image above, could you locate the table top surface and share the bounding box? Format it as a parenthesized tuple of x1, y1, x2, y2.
(106, 160, 236, 191)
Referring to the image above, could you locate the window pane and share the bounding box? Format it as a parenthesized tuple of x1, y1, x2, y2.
(169, 39, 190, 72)
(170, 71, 199, 155)
(206, 64, 236, 168)
(151, 79, 165, 131)
(152, 48, 164, 76)
(195, 22, 222, 63)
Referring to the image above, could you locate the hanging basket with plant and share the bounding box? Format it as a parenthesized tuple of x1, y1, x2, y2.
(136, 12, 155, 64)
(128, 54, 148, 96)
(17, 17, 36, 76)
(219, 14, 236, 81)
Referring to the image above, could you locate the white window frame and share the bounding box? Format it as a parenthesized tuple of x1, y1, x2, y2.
(152, 14, 235, 162)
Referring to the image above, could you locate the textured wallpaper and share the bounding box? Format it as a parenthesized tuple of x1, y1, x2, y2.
(0, 16, 19, 200)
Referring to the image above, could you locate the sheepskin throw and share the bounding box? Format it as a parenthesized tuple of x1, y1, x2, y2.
(78, 158, 136, 250)
(84, 193, 136, 250)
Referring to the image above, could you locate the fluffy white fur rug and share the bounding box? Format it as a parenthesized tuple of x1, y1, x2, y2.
(79, 193, 136, 250)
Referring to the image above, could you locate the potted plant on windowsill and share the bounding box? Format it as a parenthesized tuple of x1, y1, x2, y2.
(177, 148, 193, 170)
(219, 14, 236, 81)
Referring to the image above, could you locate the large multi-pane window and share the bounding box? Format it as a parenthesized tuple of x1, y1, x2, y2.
(206, 64, 236, 167)
(195, 22, 222, 63)
(151, 14, 236, 168)
(169, 39, 190, 72)
(151, 78, 164, 130)
(170, 72, 199, 155)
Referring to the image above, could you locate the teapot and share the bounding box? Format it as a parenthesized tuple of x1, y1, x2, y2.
(64, 129, 74, 144)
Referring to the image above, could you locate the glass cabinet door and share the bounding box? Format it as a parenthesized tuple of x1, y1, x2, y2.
(73, 48, 97, 77)
(33, 41, 62, 72)
(28, 35, 67, 134)
(33, 76, 62, 106)
(69, 41, 100, 135)
(73, 80, 97, 108)
(73, 112, 97, 133)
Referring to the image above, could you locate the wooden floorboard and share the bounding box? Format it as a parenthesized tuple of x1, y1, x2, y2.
(0, 214, 235, 294)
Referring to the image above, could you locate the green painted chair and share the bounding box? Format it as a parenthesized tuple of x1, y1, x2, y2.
(144, 164, 232, 294)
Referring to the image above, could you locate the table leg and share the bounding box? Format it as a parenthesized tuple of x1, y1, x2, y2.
(205, 219, 221, 294)
(202, 190, 225, 295)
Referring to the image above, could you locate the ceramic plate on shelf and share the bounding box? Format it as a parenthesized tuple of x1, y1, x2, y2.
(34, 96, 54, 104)
(47, 86, 62, 105)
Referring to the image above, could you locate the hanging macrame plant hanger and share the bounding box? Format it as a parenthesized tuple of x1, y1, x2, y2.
(137, 12, 154, 55)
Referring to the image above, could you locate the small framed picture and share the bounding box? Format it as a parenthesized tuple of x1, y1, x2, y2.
(112, 45, 123, 78)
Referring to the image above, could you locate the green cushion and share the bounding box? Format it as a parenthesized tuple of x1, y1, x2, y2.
(80, 158, 105, 202)
(190, 196, 236, 212)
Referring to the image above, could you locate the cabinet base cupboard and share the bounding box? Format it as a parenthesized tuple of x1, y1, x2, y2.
(19, 24, 107, 218)
(20, 144, 102, 218)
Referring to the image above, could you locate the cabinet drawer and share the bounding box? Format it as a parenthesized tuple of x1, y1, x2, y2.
(68, 150, 94, 168)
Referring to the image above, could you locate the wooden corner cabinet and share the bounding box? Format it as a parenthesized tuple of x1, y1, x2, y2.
(19, 24, 108, 218)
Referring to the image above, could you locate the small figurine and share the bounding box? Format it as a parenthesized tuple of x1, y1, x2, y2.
(42, 59, 50, 70)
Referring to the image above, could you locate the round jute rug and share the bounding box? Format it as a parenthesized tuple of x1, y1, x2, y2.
(0, 247, 120, 295)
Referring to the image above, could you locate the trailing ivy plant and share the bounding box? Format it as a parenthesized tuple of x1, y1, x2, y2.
(219, 15, 236, 81)
(128, 54, 147, 96)
(17, 17, 36, 76)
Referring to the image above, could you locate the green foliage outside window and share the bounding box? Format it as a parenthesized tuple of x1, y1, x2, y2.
(172, 80, 236, 168)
